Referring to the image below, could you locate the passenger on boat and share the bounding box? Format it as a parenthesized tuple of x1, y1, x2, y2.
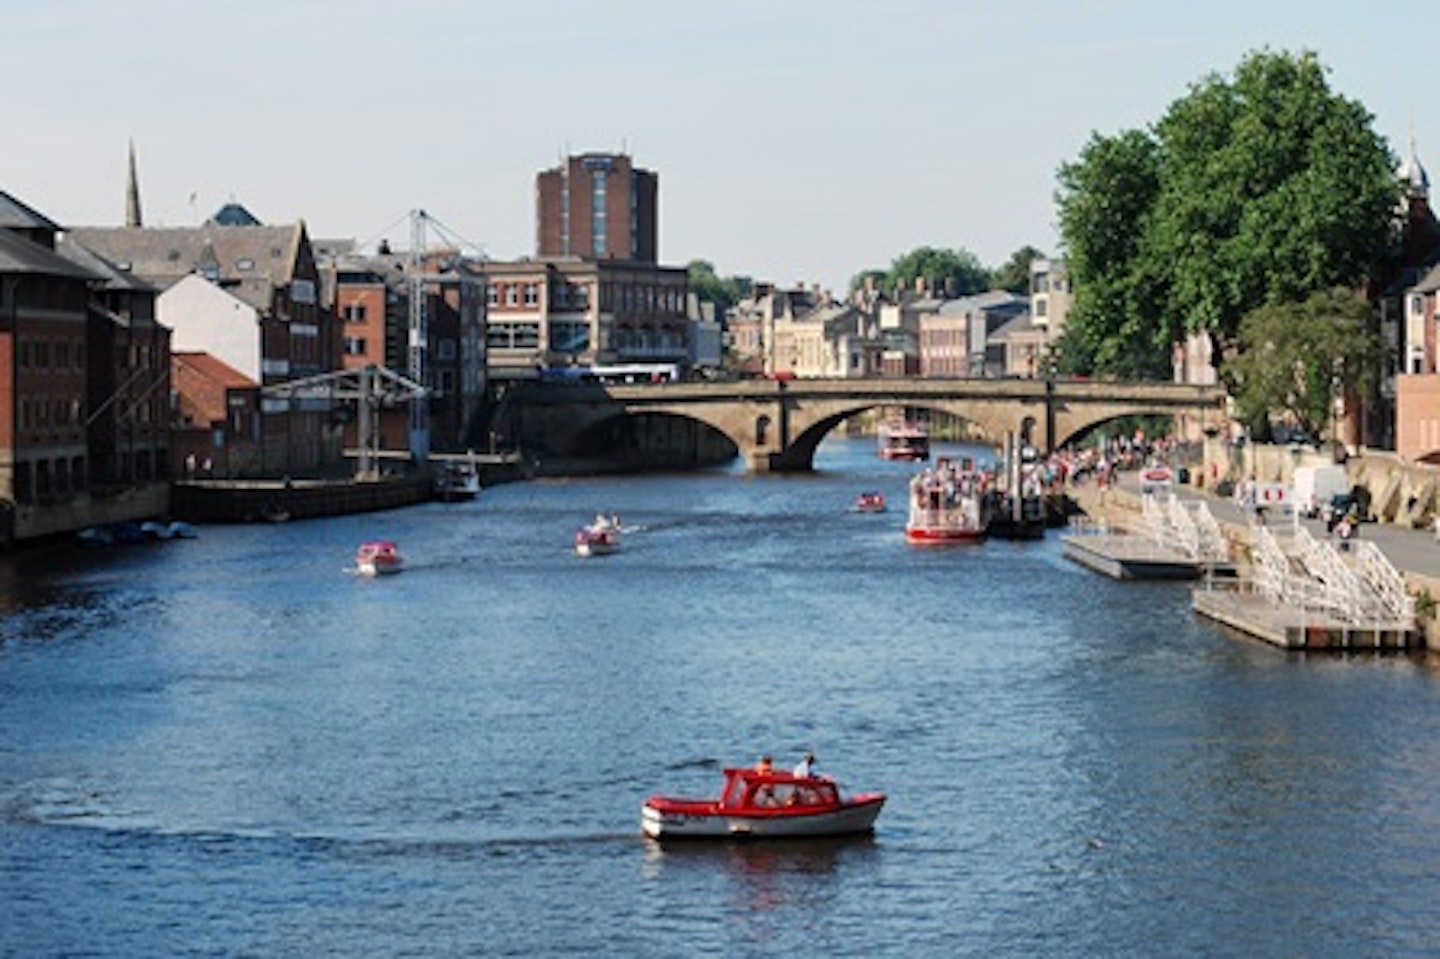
(793, 752, 816, 778)
(756, 755, 773, 775)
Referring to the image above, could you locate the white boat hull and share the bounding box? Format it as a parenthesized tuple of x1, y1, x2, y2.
(356, 560, 403, 576)
(640, 797, 884, 840)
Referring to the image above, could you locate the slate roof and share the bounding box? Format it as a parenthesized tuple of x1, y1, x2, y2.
(0, 190, 62, 232)
(1413, 262, 1440, 295)
(0, 228, 100, 280)
(66, 224, 305, 310)
(55, 235, 156, 292)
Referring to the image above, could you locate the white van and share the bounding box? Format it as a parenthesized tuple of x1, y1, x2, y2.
(1293, 465, 1349, 518)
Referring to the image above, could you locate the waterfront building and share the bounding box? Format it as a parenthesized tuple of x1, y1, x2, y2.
(1384, 136, 1440, 459)
(70, 209, 342, 475)
(1, 188, 173, 544)
(484, 257, 689, 376)
(55, 237, 172, 489)
(171, 351, 260, 477)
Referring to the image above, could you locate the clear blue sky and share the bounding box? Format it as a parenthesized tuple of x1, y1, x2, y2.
(6, 0, 1435, 293)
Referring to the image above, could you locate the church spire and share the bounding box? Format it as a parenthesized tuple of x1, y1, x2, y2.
(1399, 115, 1429, 201)
(125, 138, 143, 227)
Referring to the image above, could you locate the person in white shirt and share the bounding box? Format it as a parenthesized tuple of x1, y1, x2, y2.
(793, 752, 815, 778)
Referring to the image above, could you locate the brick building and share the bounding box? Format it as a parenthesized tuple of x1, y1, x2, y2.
(537, 153, 658, 263)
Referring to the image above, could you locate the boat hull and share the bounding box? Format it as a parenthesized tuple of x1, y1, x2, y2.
(356, 559, 403, 576)
(641, 795, 885, 840)
(575, 540, 618, 557)
(905, 526, 986, 544)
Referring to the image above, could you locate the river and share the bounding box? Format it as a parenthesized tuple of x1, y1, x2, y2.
(4, 437, 1440, 957)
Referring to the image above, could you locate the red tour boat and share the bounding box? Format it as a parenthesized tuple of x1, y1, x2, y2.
(905, 457, 991, 544)
(641, 765, 886, 840)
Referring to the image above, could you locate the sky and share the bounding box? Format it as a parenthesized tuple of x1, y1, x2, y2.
(5, 0, 1436, 294)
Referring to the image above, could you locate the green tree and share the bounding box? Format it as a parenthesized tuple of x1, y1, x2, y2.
(687, 259, 753, 313)
(991, 245, 1047, 294)
(1228, 287, 1383, 439)
(1055, 49, 1399, 379)
(879, 246, 990, 297)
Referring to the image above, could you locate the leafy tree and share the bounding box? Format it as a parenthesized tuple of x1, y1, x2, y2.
(878, 246, 990, 298)
(687, 259, 753, 313)
(1055, 49, 1399, 379)
(991, 245, 1047, 294)
(1228, 287, 1383, 439)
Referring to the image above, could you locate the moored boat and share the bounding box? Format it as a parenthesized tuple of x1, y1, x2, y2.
(575, 515, 621, 557)
(355, 540, 404, 576)
(878, 418, 930, 461)
(905, 457, 991, 544)
(852, 491, 887, 513)
(433, 461, 481, 502)
(641, 765, 885, 840)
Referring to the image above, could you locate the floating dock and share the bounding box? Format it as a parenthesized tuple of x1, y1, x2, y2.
(1192, 580, 1416, 650)
(1062, 532, 1235, 580)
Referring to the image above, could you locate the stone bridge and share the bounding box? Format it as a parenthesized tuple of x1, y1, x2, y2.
(511, 377, 1230, 472)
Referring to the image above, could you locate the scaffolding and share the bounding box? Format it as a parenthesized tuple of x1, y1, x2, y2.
(261, 364, 426, 480)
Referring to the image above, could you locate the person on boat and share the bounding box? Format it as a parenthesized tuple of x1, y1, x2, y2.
(793, 752, 815, 778)
(755, 755, 773, 775)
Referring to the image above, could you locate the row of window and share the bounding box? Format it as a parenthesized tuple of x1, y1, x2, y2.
(17, 339, 87, 371)
(18, 396, 85, 431)
(485, 282, 683, 314)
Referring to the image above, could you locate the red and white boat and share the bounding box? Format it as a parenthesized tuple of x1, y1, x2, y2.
(575, 515, 621, 557)
(905, 457, 991, 544)
(852, 491, 887, 513)
(355, 540, 404, 576)
(641, 765, 885, 840)
(878, 419, 930, 461)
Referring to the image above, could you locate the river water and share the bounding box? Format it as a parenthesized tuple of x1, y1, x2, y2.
(4, 437, 1440, 957)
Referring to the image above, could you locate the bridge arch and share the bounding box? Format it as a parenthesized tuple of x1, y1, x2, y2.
(516, 377, 1228, 473)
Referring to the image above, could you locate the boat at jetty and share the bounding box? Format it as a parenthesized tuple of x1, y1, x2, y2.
(878, 419, 930, 461)
(852, 491, 887, 513)
(575, 515, 621, 557)
(641, 765, 886, 840)
(433, 461, 481, 502)
(905, 457, 991, 544)
(989, 443, 1048, 540)
(355, 540, 404, 576)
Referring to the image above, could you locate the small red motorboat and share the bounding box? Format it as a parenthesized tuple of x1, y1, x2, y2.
(575, 515, 621, 557)
(852, 491, 887, 513)
(641, 765, 885, 840)
(355, 540, 404, 576)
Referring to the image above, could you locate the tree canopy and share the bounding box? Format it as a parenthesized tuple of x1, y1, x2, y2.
(687, 260, 753, 313)
(1055, 49, 1399, 379)
(1227, 287, 1383, 439)
(991, 245, 1047, 294)
(851, 245, 990, 298)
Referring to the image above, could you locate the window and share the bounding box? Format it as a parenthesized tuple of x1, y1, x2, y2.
(344, 336, 368, 355)
(524, 284, 538, 306)
(486, 284, 498, 306)
(344, 303, 368, 323)
(505, 285, 518, 306)
(592, 170, 608, 257)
